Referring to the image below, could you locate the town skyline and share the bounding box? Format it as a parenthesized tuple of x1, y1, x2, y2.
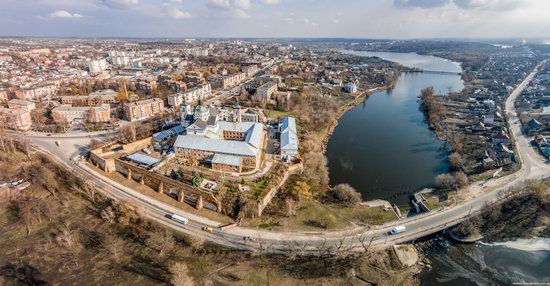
(2, 0, 550, 39)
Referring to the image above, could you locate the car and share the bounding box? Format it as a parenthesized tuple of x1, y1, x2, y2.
(243, 236, 256, 241)
(201, 226, 213, 233)
(389, 225, 406, 235)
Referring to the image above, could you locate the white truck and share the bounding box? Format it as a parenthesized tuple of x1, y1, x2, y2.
(169, 214, 189, 225)
(389, 225, 406, 235)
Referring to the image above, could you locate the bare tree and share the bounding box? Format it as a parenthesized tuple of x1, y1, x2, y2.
(103, 233, 126, 263)
(331, 184, 362, 207)
(118, 124, 137, 143)
(100, 206, 116, 224)
(83, 181, 97, 203)
(89, 139, 104, 150)
(435, 173, 457, 190)
(146, 229, 176, 258)
(449, 152, 465, 171)
(357, 234, 375, 252)
(52, 112, 70, 133)
(186, 235, 205, 252)
(170, 262, 194, 286)
(20, 138, 32, 158)
(453, 171, 469, 188)
(284, 198, 298, 217)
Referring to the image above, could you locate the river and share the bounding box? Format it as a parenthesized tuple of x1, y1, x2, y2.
(419, 237, 550, 285)
(327, 51, 549, 285)
(326, 51, 464, 206)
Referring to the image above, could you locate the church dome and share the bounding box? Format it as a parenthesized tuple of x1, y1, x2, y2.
(193, 104, 210, 119)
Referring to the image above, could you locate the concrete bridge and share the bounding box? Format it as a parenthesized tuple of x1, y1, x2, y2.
(403, 69, 462, 76)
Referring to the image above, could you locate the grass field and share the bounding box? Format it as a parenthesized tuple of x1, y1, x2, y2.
(264, 109, 291, 119)
(245, 201, 398, 231)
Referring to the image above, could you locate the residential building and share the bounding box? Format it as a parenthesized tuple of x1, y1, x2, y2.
(256, 82, 278, 102)
(60, 90, 118, 106)
(88, 59, 108, 74)
(20, 84, 58, 100)
(167, 84, 211, 108)
(8, 99, 35, 111)
(242, 65, 259, 77)
(111, 56, 130, 66)
(222, 73, 246, 89)
(51, 104, 111, 124)
(124, 98, 164, 122)
(184, 48, 209, 57)
(0, 108, 32, 131)
(279, 117, 299, 162)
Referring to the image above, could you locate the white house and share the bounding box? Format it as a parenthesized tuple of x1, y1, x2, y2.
(279, 117, 299, 162)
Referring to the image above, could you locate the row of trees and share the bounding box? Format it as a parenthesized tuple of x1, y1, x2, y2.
(419, 86, 445, 130)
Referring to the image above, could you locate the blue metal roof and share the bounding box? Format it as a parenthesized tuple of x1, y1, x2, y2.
(153, 125, 186, 141)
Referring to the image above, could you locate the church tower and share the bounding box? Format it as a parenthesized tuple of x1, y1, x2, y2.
(233, 102, 242, 122)
(180, 100, 191, 122)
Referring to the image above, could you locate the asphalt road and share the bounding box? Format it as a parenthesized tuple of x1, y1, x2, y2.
(26, 60, 550, 255)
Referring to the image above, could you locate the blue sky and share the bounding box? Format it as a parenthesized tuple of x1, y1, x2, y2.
(1, 0, 549, 38)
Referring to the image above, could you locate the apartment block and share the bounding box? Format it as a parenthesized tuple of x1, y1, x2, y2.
(88, 59, 108, 74)
(52, 104, 111, 124)
(20, 84, 58, 100)
(8, 99, 36, 111)
(60, 90, 117, 106)
(167, 84, 212, 108)
(222, 73, 246, 90)
(242, 65, 259, 77)
(124, 98, 164, 122)
(256, 82, 278, 102)
(0, 108, 32, 131)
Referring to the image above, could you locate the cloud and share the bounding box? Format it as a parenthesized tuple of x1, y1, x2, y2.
(48, 10, 84, 18)
(163, 0, 192, 19)
(167, 8, 192, 19)
(302, 18, 317, 27)
(394, 0, 450, 8)
(453, 0, 521, 10)
(394, 0, 522, 10)
(99, 0, 138, 9)
(208, 0, 279, 18)
(208, 0, 250, 17)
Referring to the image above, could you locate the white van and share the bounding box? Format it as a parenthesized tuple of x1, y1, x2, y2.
(170, 214, 189, 225)
(389, 225, 406, 235)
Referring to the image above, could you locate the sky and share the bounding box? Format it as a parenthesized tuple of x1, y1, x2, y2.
(1, 0, 550, 39)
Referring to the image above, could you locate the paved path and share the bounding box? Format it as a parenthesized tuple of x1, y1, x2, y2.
(26, 60, 550, 255)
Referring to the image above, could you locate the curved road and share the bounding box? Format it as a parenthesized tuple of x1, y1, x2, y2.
(27, 60, 549, 255)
